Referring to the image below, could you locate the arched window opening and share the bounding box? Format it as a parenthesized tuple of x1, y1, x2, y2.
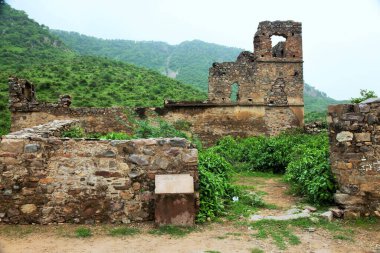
(271, 35, 286, 58)
(230, 83, 239, 102)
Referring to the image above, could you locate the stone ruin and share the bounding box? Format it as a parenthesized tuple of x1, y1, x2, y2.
(0, 120, 198, 224)
(8, 21, 305, 146)
(0, 21, 308, 224)
(208, 21, 303, 106)
(328, 100, 380, 218)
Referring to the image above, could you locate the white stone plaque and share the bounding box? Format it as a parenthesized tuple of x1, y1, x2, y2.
(155, 174, 194, 194)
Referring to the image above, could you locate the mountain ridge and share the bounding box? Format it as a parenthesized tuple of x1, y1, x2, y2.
(0, 3, 206, 135)
(52, 29, 344, 112)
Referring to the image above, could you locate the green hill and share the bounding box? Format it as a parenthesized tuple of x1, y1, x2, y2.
(52, 30, 344, 115)
(51, 30, 242, 90)
(0, 3, 206, 135)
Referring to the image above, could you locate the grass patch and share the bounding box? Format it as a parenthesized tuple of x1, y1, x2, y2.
(148, 225, 196, 238)
(333, 234, 352, 241)
(249, 217, 365, 250)
(251, 248, 265, 253)
(204, 251, 221, 253)
(109, 227, 140, 237)
(236, 171, 282, 179)
(344, 217, 379, 229)
(225, 232, 242, 236)
(0, 225, 38, 237)
(225, 192, 266, 221)
(75, 227, 92, 238)
(249, 219, 303, 249)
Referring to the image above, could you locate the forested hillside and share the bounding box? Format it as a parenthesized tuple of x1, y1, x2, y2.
(52, 30, 242, 90)
(0, 3, 206, 135)
(53, 30, 344, 115)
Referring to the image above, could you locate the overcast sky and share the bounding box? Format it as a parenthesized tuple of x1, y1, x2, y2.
(7, 0, 380, 100)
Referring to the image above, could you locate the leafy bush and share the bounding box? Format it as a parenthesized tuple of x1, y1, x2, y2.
(75, 227, 92, 238)
(133, 119, 187, 139)
(350, 89, 377, 104)
(285, 134, 335, 203)
(199, 149, 232, 180)
(61, 126, 85, 138)
(197, 165, 235, 223)
(100, 132, 131, 140)
(211, 132, 335, 204)
(197, 149, 239, 223)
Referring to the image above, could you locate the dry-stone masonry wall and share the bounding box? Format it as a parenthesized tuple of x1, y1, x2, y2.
(328, 100, 380, 218)
(0, 120, 198, 224)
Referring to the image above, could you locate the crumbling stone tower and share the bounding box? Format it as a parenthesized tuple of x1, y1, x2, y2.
(208, 21, 303, 106)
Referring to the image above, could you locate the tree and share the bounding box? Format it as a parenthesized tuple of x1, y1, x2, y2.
(350, 89, 377, 104)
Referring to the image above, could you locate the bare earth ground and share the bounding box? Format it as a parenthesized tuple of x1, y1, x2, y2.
(0, 175, 379, 253)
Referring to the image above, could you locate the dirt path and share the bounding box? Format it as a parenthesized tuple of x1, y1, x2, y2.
(1, 175, 379, 253)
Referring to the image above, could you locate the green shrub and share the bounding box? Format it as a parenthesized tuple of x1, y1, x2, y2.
(285, 134, 335, 203)
(109, 227, 139, 237)
(61, 126, 85, 138)
(133, 118, 187, 139)
(100, 132, 131, 140)
(197, 149, 239, 223)
(199, 149, 232, 180)
(75, 227, 92, 238)
(211, 132, 335, 204)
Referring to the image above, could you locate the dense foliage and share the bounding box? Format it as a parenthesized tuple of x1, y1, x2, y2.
(197, 149, 237, 222)
(52, 30, 242, 91)
(210, 132, 335, 204)
(0, 4, 206, 135)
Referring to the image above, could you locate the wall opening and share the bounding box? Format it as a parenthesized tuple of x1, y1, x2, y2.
(22, 82, 34, 101)
(230, 83, 239, 102)
(271, 35, 286, 58)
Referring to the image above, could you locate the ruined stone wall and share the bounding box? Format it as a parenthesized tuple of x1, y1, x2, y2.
(9, 77, 131, 133)
(11, 108, 130, 134)
(208, 21, 303, 106)
(7, 20, 305, 146)
(0, 121, 198, 224)
(152, 104, 303, 146)
(328, 101, 380, 218)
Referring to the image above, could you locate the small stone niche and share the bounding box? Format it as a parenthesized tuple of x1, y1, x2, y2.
(154, 174, 195, 226)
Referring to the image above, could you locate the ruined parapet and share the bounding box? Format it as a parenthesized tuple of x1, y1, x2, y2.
(0, 123, 199, 224)
(4, 119, 79, 139)
(8, 76, 37, 111)
(208, 20, 303, 107)
(253, 20, 302, 60)
(58, 94, 72, 107)
(328, 100, 380, 218)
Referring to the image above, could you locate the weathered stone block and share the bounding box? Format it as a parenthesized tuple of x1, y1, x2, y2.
(334, 193, 365, 205)
(24, 144, 40, 153)
(0, 139, 24, 153)
(336, 131, 353, 142)
(341, 113, 364, 122)
(20, 204, 37, 214)
(155, 174, 195, 226)
(128, 154, 149, 166)
(354, 133, 371, 142)
(155, 194, 195, 226)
